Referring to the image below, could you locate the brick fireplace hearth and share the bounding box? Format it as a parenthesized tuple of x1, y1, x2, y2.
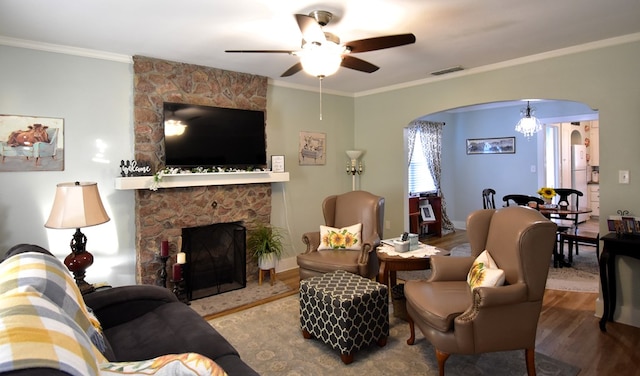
(132, 55, 270, 286)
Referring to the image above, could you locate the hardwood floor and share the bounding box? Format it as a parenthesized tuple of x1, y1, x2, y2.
(224, 225, 640, 375)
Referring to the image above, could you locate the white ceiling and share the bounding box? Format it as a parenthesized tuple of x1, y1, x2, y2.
(1, 0, 639, 94)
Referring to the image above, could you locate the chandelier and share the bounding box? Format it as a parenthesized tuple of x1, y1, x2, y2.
(515, 101, 542, 138)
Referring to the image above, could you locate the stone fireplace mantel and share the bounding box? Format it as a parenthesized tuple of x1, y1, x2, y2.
(115, 171, 289, 190)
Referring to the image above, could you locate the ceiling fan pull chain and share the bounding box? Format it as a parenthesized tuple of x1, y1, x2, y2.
(319, 77, 323, 120)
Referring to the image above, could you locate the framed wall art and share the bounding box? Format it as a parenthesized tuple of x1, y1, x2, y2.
(0, 114, 64, 171)
(299, 131, 326, 165)
(466, 137, 515, 155)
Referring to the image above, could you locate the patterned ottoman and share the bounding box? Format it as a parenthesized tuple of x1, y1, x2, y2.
(299, 270, 389, 364)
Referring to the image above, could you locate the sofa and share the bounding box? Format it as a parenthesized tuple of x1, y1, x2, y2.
(0, 244, 259, 376)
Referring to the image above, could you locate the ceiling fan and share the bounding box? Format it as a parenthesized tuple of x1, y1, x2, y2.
(225, 10, 416, 78)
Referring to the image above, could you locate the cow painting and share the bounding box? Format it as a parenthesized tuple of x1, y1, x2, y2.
(7, 124, 50, 147)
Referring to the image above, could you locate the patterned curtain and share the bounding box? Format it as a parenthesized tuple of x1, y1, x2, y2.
(408, 121, 455, 234)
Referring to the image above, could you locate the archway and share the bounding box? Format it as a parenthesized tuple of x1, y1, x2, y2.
(404, 99, 598, 230)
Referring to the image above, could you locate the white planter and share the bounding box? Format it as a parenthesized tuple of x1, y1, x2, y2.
(258, 253, 277, 270)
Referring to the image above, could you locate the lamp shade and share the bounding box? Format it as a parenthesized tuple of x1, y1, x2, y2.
(345, 150, 364, 161)
(45, 182, 110, 229)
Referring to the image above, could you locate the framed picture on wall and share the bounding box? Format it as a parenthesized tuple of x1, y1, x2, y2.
(0, 114, 64, 171)
(466, 137, 516, 155)
(299, 131, 326, 165)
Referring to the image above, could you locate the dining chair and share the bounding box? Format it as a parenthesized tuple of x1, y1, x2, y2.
(482, 188, 496, 209)
(550, 188, 584, 255)
(502, 194, 544, 209)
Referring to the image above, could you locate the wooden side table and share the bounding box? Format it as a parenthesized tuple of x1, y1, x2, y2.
(599, 232, 640, 331)
(377, 245, 449, 289)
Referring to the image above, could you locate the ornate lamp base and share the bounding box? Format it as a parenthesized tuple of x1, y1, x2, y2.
(64, 228, 95, 295)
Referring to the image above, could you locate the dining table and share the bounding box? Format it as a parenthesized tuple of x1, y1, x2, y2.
(537, 204, 593, 267)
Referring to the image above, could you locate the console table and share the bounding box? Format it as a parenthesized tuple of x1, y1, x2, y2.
(599, 232, 640, 331)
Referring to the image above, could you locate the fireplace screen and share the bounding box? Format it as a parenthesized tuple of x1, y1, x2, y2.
(182, 222, 246, 300)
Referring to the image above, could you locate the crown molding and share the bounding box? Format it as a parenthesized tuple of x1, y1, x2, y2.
(3, 32, 639, 97)
(0, 36, 132, 64)
(353, 32, 640, 98)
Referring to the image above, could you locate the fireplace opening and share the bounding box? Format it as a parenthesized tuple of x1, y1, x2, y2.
(182, 221, 246, 300)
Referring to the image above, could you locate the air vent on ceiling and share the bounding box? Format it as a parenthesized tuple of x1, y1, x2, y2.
(430, 66, 464, 76)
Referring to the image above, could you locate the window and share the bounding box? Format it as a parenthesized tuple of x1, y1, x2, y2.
(408, 133, 436, 195)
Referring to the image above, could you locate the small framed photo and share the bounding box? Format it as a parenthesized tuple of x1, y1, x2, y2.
(421, 204, 435, 222)
(271, 155, 285, 172)
(622, 216, 637, 234)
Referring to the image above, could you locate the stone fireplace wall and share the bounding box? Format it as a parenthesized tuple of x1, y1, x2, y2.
(133, 55, 270, 285)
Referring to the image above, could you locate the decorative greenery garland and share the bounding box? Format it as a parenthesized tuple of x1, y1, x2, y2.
(150, 166, 265, 191)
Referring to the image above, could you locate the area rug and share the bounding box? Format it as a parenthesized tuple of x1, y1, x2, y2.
(189, 278, 294, 318)
(398, 243, 599, 293)
(209, 295, 580, 376)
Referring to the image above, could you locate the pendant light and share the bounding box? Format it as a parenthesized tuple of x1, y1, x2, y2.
(515, 101, 543, 138)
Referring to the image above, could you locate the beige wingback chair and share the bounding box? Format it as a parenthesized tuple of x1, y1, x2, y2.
(296, 190, 385, 281)
(404, 206, 557, 376)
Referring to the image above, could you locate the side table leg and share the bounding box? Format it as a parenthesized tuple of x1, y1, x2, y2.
(378, 260, 387, 287)
(607, 252, 617, 322)
(599, 250, 610, 331)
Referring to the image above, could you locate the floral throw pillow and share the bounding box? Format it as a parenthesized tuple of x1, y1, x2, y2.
(318, 223, 362, 251)
(467, 250, 505, 290)
(99, 353, 227, 376)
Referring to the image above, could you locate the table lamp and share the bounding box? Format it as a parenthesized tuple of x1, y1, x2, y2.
(45, 181, 110, 294)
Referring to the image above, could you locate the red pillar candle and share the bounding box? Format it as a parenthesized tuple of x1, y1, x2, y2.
(160, 240, 169, 257)
(173, 263, 182, 281)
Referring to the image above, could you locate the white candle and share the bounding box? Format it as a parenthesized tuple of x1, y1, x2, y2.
(177, 252, 186, 264)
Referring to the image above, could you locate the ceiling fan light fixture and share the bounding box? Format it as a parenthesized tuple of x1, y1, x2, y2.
(299, 41, 343, 78)
(515, 101, 543, 138)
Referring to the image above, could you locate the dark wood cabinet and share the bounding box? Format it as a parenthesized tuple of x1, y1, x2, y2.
(408, 195, 442, 238)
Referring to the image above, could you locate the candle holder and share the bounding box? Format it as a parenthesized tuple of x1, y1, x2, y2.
(171, 278, 189, 305)
(158, 255, 169, 287)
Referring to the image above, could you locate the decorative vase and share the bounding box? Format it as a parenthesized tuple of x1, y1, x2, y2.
(543, 198, 552, 205)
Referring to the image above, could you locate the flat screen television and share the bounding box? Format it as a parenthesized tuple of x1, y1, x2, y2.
(163, 102, 267, 169)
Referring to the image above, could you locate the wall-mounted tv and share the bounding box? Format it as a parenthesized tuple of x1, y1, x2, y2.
(163, 102, 267, 169)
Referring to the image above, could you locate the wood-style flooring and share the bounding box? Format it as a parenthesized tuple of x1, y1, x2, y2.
(217, 223, 640, 375)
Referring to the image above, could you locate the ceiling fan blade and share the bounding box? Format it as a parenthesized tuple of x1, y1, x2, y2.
(344, 33, 416, 53)
(295, 14, 326, 43)
(281, 62, 303, 77)
(225, 50, 294, 54)
(340, 56, 379, 73)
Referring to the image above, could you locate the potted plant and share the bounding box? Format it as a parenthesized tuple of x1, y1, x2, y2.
(247, 223, 285, 270)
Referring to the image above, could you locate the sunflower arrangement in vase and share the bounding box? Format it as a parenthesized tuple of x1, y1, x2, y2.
(537, 187, 556, 205)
